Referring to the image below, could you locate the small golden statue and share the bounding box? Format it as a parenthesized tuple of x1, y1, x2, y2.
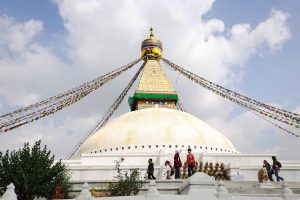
(91, 187, 96, 197)
(208, 162, 214, 176)
(203, 162, 209, 174)
(257, 168, 269, 183)
(194, 161, 199, 172)
(181, 161, 188, 179)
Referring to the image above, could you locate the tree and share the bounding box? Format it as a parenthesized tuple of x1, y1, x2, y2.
(0, 140, 71, 200)
(107, 158, 145, 196)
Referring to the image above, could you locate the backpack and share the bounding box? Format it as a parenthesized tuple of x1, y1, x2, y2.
(277, 161, 282, 168)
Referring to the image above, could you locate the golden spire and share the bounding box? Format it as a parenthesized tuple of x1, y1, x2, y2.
(128, 28, 178, 111)
(128, 59, 178, 111)
(137, 60, 175, 92)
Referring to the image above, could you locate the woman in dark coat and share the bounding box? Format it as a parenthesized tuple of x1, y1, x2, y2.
(174, 150, 182, 179)
(263, 160, 274, 181)
(147, 158, 156, 180)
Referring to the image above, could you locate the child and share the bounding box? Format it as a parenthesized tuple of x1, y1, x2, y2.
(165, 160, 172, 179)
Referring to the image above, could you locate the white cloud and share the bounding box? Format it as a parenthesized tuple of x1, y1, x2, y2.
(0, 16, 70, 107)
(167, 9, 291, 124)
(229, 9, 290, 65)
(0, 16, 43, 53)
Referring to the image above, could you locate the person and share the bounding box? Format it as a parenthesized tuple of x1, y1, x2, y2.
(186, 148, 195, 177)
(263, 160, 274, 181)
(165, 160, 172, 179)
(147, 158, 156, 180)
(174, 150, 182, 179)
(272, 156, 284, 182)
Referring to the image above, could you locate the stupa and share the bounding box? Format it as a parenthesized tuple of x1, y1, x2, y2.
(62, 28, 300, 184)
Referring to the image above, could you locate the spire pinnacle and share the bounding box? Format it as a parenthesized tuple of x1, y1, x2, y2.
(150, 27, 154, 37)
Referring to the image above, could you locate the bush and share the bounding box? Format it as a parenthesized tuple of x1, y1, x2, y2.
(0, 140, 71, 200)
(107, 158, 145, 196)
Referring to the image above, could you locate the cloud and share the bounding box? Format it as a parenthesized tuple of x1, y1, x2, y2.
(177, 8, 290, 82)
(0, 16, 71, 107)
(167, 9, 290, 123)
(0, 1, 297, 160)
(229, 9, 290, 65)
(0, 16, 43, 53)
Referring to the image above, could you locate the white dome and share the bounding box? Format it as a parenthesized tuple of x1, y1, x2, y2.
(80, 108, 237, 154)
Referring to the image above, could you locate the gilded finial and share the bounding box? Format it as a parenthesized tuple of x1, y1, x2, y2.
(150, 27, 154, 37)
(141, 27, 163, 60)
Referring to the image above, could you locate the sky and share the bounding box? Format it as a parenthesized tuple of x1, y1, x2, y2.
(0, 0, 299, 160)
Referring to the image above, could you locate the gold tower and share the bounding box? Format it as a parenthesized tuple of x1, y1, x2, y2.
(128, 28, 178, 111)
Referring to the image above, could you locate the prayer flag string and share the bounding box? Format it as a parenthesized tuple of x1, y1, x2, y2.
(0, 58, 142, 133)
(162, 58, 300, 139)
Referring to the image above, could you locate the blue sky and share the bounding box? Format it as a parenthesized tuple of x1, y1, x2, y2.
(0, 0, 299, 160)
(0, 0, 63, 33)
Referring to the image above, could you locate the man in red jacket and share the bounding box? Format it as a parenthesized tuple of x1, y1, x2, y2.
(186, 148, 195, 177)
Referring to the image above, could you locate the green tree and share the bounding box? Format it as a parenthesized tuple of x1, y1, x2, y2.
(107, 158, 145, 196)
(0, 140, 71, 200)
